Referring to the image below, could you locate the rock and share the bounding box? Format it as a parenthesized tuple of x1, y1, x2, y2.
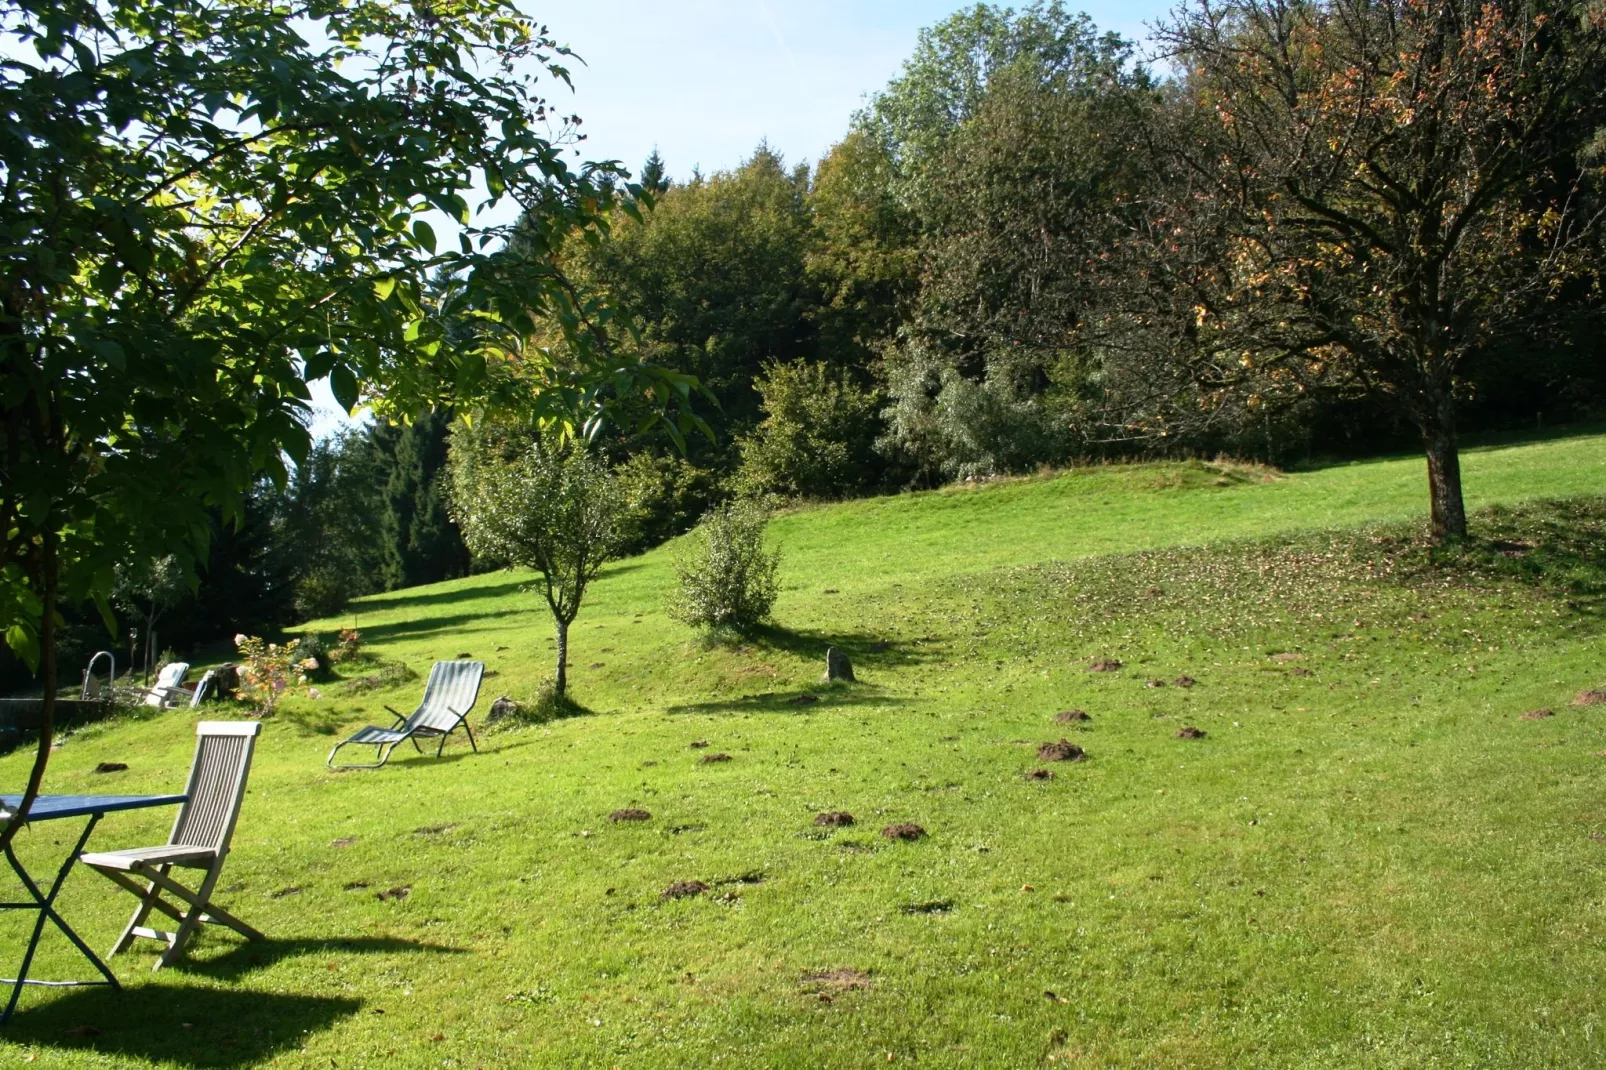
(824, 646, 855, 683)
(486, 696, 521, 723)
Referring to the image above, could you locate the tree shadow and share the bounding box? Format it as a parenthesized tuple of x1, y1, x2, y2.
(740, 624, 949, 668)
(348, 561, 647, 616)
(5, 984, 361, 1067)
(172, 934, 465, 981)
(348, 608, 528, 645)
(665, 683, 913, 717)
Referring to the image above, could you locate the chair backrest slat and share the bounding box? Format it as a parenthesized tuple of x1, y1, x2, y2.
(170, 721, 263, 853)
(405, 661, 484, 733)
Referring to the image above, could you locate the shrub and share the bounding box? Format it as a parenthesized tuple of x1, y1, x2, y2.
(736, 361, 883, 499)
(233, 634, 312, 716)
(333, 628, 362, 663)
(668, 499, 781, 633)
(613, 451, 720, 554)
(295, 633, 334, 679)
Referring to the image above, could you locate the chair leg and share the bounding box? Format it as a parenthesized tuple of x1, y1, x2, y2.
(110, 864, 168, 957)
(153, 865, 222, 970)
(463, 722, 478, 753)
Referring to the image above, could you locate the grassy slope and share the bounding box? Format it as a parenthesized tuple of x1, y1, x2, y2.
(2, 430, 1606, 1067)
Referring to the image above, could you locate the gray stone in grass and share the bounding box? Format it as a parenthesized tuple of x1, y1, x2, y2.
(486, 696, 521, 723)
(824, 647, 855, 683)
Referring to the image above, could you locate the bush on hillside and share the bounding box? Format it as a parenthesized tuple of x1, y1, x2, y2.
(669, 499, 781, 634)
(736, 361, 883, 499)
(614, 451, 720, 554)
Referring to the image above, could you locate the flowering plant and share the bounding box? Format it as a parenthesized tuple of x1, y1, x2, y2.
(333, 628, 362, 663)
(233, 634, 308, 716)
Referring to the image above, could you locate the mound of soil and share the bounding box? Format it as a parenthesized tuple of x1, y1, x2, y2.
(1270, 652, 1302, 663)
(815, 811, 855, 827)
(92, 761, 127, 774)
(1145, 679, 1167, 688)
(1145, 586, 1164, 598)
(377, 886, 410, 902)
(329, 837, 357, 848)
(1289, 667, 1314, 677)
(1173, 675, 1196, 688)
(802, 967, 871, 991)
(413, 823, 457, 836)
(1522, 708, 1555, 721)
(1088, 659, 1122, 672)
(881, 823, 926, 841)
(1054, 709, 1091, 723)
(1037, 740, 1086, 762)
(1175, 726, 1207, 739)
(589, 662, 605, 670)
(688, 740, 709, 749)
(869, 641, 891, 653)
(661, 880, 708, 900)
(609, 808, 652, 822)
(700, 753, 733, 764)
(1025, 768, 1054, 781)
(788, 693, 821, 705)
(1574, 690, 1606, 707)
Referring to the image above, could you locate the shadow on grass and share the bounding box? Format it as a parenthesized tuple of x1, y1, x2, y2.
(350, 562, 647, 616)
(666, 683, 913, 717)
(174, 935, 465, 981)
(739, 624, 949, 668)
(350, 608, 529, 646)
(6, 984, 361, 1067)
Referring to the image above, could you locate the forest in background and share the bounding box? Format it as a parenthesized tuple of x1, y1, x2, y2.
(18, 0, 1604, 690)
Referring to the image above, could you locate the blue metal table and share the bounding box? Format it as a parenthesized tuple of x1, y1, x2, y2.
(0, 793, 186, 1023)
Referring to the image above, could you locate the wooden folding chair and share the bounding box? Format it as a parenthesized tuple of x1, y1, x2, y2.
(79, 720, 264, 968)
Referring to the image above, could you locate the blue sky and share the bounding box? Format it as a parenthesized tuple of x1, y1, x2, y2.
(307, 0, 1177, 437)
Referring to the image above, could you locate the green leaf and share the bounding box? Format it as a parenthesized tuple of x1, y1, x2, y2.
(330, 365, 360, 411)
(413, 219, 437, 253)
(373, 277, 397, 301)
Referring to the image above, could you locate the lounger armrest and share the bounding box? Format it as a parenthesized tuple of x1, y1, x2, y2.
(384, 705, 406, 726)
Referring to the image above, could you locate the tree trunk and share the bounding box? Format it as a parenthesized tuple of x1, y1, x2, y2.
(0, 530, 57, 853)
(1419, 392, 1468, 544)
(554, 616, 568, 696)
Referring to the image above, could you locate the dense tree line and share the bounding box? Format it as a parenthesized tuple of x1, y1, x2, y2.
(18, 0, 1601, 691)
(556, 0, 1605, 542)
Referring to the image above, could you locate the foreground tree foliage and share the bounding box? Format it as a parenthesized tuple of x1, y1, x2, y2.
(448, 427, 625, 695)
(0, 0, 683, 847)
(1127, 0, 1606, 541)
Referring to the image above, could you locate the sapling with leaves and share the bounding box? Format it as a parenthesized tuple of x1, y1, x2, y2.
(448, 426, 626, 695)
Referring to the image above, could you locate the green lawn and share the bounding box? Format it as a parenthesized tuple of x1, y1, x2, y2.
(4, 430, 1606, 1067)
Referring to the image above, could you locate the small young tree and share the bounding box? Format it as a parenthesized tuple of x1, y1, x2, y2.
(449, 434, 624, 695)
(112, 555, 189, 682)
(669, 500, 782, 635)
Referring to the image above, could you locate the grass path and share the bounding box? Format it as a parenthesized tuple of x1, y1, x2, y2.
(1, 429, 1605, 1067)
